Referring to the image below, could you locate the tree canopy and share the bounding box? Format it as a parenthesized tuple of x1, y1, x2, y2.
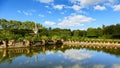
(0, 18, 120, 40)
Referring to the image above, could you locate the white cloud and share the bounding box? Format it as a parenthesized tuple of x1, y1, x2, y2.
(112, 64, 120, 68)
(17, 10, 33, 16)
(62, 49, 92, 61)
(69, 64, 84, 68)
(69, 0, 81, 4)
(109, 0, 117, 4)
(60, 11, 67, 14)
(66, 5, 81, 11)
(48, 11, 52, 14)
(45, 5, 49, 8)
(94, 5, 106, 11)
(113, 4, 120, 11)
(23, 11, 32, 16)
(58, 14, 95, 27)
(37, 0, 53, 3)
(54, 65, 63, 68)
(69, 0, 105, 7)
(45, 50, 54, 55)
(93, 64, 105, 68)
(58, 18, 62, 21)
(53, 64, 84, 68)
(53, 5, 65, 10)
(44, 21, 55, 26)
(30, 9, 36, 12)
(17, 10, 21, 13)
(104, 0, 117, 7)
(38, 14, 44, 17)
(60, 12, 65, 14)
(72, 5, 82, 11)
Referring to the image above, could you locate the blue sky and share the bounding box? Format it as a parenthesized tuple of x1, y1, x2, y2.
(0, 0, 120, 30)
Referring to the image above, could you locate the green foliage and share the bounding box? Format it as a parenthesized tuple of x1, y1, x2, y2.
(71, 36, 80, 41)
(52, 35, 60, 40)
(0, 30, 14, 40)
(72, 30, 80, 36)
(0, 19, 44, 41)
(18, 37, 24, 41)
(87, 27, 104, 38)
(0, 18, 44, 30)
(41, 35, 48, 40)
(103, 24, 120, 39)
(0, 18, 120, 41)
(96, 28, 103, 37)
(87, 28, 98, 37)
(79, 30, 87, 37)
(24, 35, 32, 40)
(31, 35, 41, 41)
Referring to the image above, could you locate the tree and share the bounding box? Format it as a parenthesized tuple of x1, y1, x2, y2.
(21, 21, 34, 29)
(0, 18, 8, 29)
(0, 30, 15, 42)
(96, 28, 103, 37)
(41, 35, 48, 40)
(79, 30, 87, 37)
(72, 30, 80, 36)
(103, 24, 120, 39)
(87, 28, 98, 38)
(52, 35, 60, 40)
(8, 20, 21, 29)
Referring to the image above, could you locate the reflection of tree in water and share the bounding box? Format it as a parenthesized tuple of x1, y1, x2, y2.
(60, 45, 120, 57)
(0, 49, 13, 64)
(0, 44, 120, 64)
(83, 47, 120, 57)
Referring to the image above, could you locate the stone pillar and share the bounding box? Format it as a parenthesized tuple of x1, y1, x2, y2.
(2, 40, 7, 48)
(61, 39, 64, 42)
(42, 40, 45, 45)
(42, 46, 46, 53)
(25, 40, 30, 47)
(8, 40, 15, 46)
(53, 40, 56, 44)
(3, 49, 8, 58)
(26, 48, 31, 54)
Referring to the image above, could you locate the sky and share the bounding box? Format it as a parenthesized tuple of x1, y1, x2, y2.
(0, 0, 120, 30)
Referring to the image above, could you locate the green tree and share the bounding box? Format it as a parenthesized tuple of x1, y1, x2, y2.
(79, 30, 87, 37)
(41, 35, 48, 40)
(8, 20, 21, 29)
(0, 30, 14, 40)
(72, 30, 80, 36)
(103, 24, 120, 39)
(52, 35, 60, 40)
(96, 28, 103, 37)
(87, 28, 98, 38)
(21, 21, 35, 29)
(0, 18, 9, 29)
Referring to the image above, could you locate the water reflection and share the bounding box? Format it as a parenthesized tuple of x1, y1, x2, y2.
(93, 64, 105, 68)
(62, 49, 92, 61)
(0, 45, 120, 68)
(112, 64, 120, 68)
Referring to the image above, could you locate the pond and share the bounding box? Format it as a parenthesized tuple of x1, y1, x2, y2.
(0, 45, 120, 68)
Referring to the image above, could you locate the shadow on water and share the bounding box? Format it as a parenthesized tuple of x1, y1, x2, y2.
(0, 44, 120, 64)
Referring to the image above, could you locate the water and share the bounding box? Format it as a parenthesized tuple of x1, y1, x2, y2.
(0, 45, 120, 68)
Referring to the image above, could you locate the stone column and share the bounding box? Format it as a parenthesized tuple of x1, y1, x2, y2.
(53, 40, 56, 44)
(42, 40, 45, 45)
(2, 49, 8, 58)
(2, 40, 7, 48)
(25, 40, 30, 47)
